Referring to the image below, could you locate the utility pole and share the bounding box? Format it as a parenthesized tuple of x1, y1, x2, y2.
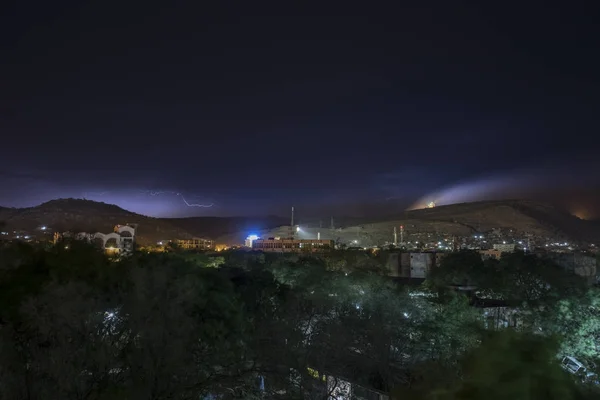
(290, 206, 295, 239)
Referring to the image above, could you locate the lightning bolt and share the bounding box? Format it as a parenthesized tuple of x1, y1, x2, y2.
(140, 190, 176, 196)
(140, 190, 213, 207)
(180, 195, 213, 207)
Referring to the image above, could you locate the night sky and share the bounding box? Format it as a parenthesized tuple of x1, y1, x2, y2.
(2, 2, 599, 218)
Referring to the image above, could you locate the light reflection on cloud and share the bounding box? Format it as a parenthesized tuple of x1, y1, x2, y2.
(0, 181, 215, 217)
(408, 163, 600, 212)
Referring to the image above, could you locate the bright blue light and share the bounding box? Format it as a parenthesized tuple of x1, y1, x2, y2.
(247, 234, 259, 241)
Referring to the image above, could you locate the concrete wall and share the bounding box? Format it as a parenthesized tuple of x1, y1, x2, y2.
(387, 252, 439, 278)
(410, 253, 433, 278)
(400, 253, 411, 278)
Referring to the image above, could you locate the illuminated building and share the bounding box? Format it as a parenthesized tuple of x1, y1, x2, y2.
(492, 243, 516, 253)
(245, 234, 259, 248)
(480, 249, 502, 260)
(252, 238, 334, 253)
(176, 237, 214, 250)
(57, 224, 136, 254)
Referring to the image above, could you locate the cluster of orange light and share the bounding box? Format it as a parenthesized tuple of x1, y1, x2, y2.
(572, 210, 589, 220)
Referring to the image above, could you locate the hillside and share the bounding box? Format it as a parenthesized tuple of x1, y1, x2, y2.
(398, 200, 600, 241)
(1, 198, 598, 247)
(216, 200, 600, 245)
(0, 199, 190, 246)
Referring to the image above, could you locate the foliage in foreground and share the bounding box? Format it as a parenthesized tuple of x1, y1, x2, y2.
(0, 243, 598, 399)
(393, 331, 596, 400)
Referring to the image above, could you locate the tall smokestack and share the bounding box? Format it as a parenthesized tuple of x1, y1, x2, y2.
(318, 232, 321, 240)
(393, 226, 397, 246)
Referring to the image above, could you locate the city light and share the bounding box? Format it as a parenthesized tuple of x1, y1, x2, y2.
(245, 234, 260, 248)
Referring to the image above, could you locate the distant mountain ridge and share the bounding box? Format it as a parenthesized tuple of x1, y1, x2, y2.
(0, 199, 288, 245)
(396, 199, 600, 243)
(1, 198, 599, 245)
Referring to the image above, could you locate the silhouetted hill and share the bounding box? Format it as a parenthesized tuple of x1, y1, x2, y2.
(1, 198, 598, 246)
(0, 199, 190, 245)
(0, 199, 289, 246)
(395, 200, 600, 242)
(228, 200, 600, 245)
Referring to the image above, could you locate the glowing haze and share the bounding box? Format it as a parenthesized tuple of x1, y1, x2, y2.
(409, 163, 600, 220)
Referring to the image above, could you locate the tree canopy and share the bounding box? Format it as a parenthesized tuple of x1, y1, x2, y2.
(0, 242, 597, 399)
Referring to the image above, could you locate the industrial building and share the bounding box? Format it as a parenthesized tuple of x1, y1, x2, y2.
(252, 238, 334, 253)
(176, 237, 214, 250)
(480, 249, 503, 260)
(492, 243, 516, 253)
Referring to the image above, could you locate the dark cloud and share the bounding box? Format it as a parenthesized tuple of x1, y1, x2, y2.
(1, 2, 599, 216)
